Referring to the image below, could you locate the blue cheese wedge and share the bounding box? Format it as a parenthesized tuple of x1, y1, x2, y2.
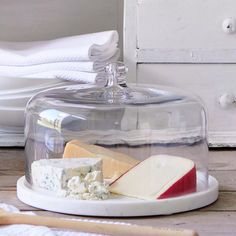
(31, 158, 102, 192)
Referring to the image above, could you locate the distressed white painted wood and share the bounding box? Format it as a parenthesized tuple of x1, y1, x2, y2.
(137, 0, 236, 50)
(137, 49, 236, 63)
(124, 0, 236, 146)
(125, 0, 236, 63)
(0, 134, 24, 147)
(208, 132, 236, 147)
(124, 0, 137, 82)
(138, 64, 236, 146)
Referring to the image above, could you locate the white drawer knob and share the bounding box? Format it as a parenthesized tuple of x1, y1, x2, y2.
(219, 93, 236, 108)
(222, 18, 236, 34)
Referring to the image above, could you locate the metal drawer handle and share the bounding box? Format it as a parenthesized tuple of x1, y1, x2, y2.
(222, 17, 236, 34)
(219, 93, 236, 108)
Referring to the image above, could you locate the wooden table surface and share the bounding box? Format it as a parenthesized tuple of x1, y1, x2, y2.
(0, 148, 235, 235)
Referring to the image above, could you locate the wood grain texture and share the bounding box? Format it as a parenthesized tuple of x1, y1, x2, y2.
(210, 171, 236, 191)
(209, 150, 236, 171)
(0, 148, 24, 171)
(0, 148, 235, 235)
(35, 211, 236, 236)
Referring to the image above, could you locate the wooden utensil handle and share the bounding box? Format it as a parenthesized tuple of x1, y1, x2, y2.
(4, 213, 198, 236)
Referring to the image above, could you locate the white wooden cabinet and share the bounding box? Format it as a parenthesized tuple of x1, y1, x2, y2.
(124, 0, 236, 147)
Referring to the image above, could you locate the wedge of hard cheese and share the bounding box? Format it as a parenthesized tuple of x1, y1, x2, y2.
(109, 155, 196, 200)
(63, 140, 139, 179)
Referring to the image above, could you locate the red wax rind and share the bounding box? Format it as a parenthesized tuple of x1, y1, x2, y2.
(157, 166, 196, 199)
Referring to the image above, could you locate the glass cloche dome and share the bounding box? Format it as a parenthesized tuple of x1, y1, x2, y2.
(19, 62, 218, 216)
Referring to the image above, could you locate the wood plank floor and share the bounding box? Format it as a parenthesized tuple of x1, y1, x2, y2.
(0, 148, 235, 235)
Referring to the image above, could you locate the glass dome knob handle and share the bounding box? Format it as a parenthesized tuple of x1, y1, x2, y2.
(105, 62, 128, 87)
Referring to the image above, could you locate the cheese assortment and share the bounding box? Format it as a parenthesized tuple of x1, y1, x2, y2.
(109, 155, 196, 200)
(63, 140, 139, 179)
(31, 158, 110, 200)
(31, 152, 197, 201)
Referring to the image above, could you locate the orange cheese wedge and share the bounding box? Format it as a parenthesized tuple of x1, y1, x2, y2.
(63, 140, 139, 179)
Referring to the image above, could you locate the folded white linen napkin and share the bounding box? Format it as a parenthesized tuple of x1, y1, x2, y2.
(0, 31, 118, 66)
(24, 71, 106, 84)
(0, 50, 120, 77)
(0, 203, 108, 236)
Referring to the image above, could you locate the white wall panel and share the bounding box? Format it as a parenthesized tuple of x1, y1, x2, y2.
(0, 0, 123, 45)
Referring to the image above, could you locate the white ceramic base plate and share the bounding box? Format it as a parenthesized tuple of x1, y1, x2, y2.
(17, 175, 219, 217)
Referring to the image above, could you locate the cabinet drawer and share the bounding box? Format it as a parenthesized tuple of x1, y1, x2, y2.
(137, 64, 236, 137)
(137, 0, 236, 50)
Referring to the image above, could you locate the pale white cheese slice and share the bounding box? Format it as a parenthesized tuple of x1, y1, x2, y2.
(109, 155, 196, 200)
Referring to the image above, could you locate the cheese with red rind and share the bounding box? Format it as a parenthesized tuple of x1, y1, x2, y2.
(109, 155, 196, 200)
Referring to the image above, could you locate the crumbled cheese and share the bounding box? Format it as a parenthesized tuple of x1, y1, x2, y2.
(88, 181, 110, 200)
(66, 175, 109, 200)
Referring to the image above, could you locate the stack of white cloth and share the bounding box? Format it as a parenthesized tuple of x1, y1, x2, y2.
(0, 31, 119, 145)
(0, 30, 119, 83)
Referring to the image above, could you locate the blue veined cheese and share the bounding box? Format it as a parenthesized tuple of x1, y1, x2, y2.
(31, 158, 102, 192)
